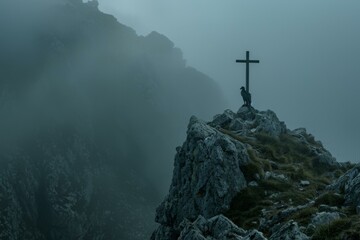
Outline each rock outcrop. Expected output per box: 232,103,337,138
210,108,287,137
153,214,268,240
269,220,309,240
153,116,249,238
178,215,246,240
329,164,360,207
152,106,358,240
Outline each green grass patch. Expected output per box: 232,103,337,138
226,186,265,228
220,126,350,233
288,207,318,225
315,192,344,207
226,178,293,228
242,147,272,180
260,179,292,192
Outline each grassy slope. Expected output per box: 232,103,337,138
219,128,359,239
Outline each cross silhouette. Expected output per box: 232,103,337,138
236,51,260,93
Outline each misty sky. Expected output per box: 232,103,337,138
98,0,360,163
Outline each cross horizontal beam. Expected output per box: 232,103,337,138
236,60,260,63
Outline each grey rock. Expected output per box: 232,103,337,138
290,128,310,143
191,215,209,233
318,204,338,212
235,107,287,137
208,215,246,238
236,106,256,120
289,128,339,170
264,171,272,180
269,220,310,240
210,107,288,138
265,171,288,181
229,119,244,131
311,211,340,227
154,116,248,235
177,215,247,240
259,202,314,231
242,229,267,240
210,109,236,128
249,181,259,187
305,224,316,236
312,152,339,171
300,180,310,186
178,222,207,240
329,164,360,206
252,110,287,137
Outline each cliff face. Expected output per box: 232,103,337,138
152,106,359,240
0,128,158,240
155,116,249,228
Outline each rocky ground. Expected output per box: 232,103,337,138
152,106,360,240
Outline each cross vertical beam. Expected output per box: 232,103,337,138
236,51,260,93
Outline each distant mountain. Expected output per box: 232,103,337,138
0,0,226,239
152,106,359,240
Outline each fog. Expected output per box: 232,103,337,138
0,1,225,238
99,0,360,163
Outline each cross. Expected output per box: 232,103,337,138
236,51,260,93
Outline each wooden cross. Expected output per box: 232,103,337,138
236,51,260,93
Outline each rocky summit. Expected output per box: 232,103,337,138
152,106,360,240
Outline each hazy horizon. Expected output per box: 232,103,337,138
99,0,360,163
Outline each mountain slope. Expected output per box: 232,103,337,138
0,0,226,239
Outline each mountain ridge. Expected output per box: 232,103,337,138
0,1,226,239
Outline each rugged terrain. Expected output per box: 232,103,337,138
152,106,360,240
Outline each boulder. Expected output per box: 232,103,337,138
177,215,246,240
318,204,338,212
269,221,310,240
300,180,310,187
311,212,340,227
252,110,287,137
242,229,267,240
210,109,236,128
289,128,339,170
328,164,360,206
236,106,256,120
235,107,287,137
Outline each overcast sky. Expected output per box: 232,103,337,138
98,0,360,163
